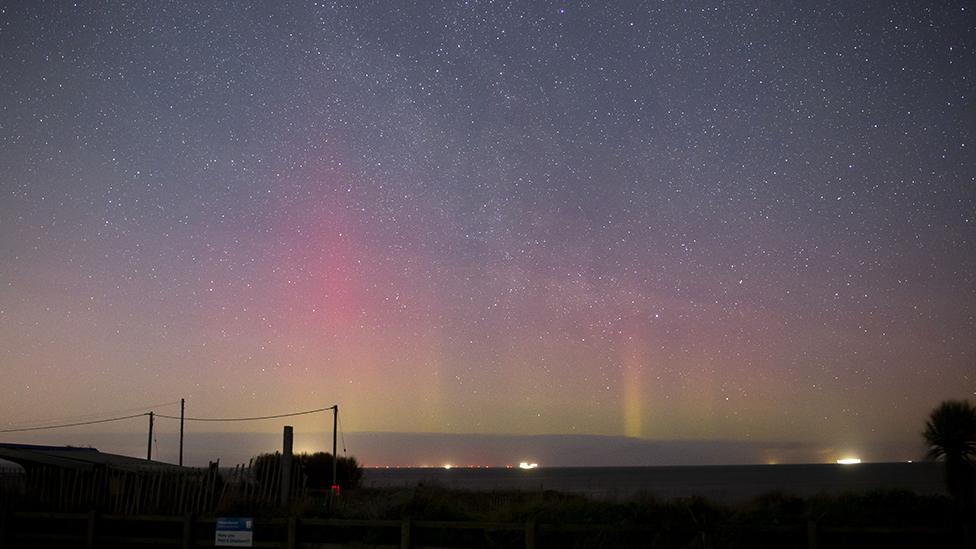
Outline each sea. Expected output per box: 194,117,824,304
361,462,945,503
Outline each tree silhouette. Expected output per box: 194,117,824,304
923,400,976,546
924,400,976,499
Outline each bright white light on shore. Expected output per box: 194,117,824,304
443,464,453,470
836,458,861,465
519,462,538,469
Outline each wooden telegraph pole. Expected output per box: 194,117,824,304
146,411,154,461
179,398,185,466
331,404,339,494
281,425,294,505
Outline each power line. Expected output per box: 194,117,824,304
337,411,348,454
2,405,336,434
3,401,180,430
0,413,149,434
155,406,333,422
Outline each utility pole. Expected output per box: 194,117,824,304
179,398,185,466
331,404,339,494
281,425,294,505
146,411,155,461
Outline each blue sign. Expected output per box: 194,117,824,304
215,517,253,547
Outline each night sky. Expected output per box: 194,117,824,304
1,1,974,465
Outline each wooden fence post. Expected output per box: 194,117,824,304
85,510,97,549
287,516,297,549
806,519,818,549
182,514,194,549
524,518,537,549
400,517,411,549
0,510,9,549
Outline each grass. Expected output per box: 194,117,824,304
296,484,956,529
277,486,962,548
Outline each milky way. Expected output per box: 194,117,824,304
1,1,973,463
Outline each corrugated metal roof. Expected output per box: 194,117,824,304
0,443,185,471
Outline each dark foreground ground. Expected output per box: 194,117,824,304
2,462,969,548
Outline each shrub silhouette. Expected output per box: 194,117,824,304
923,400,976,505
923,399,976,547
250,451,363,492
298,452,363,490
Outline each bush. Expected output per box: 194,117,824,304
249,452,363,492
299,452,363,490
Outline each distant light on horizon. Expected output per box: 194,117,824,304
443,463,453,470
836,458,861,465
519,462,539,469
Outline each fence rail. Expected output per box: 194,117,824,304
0,511,954,549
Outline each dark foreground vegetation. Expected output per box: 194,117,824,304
252,451,364,492
4,486,968,549
302,484,951,527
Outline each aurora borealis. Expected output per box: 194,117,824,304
1,1,974,465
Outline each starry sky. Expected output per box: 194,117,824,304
1,1,974,465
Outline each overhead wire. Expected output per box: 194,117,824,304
0,413,150,433
337,412,348,454
1,404,344,462
155,406,334,422
2,401,180,430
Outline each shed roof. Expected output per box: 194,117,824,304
0,443,184,472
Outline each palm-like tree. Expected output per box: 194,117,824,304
923,400,976,506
